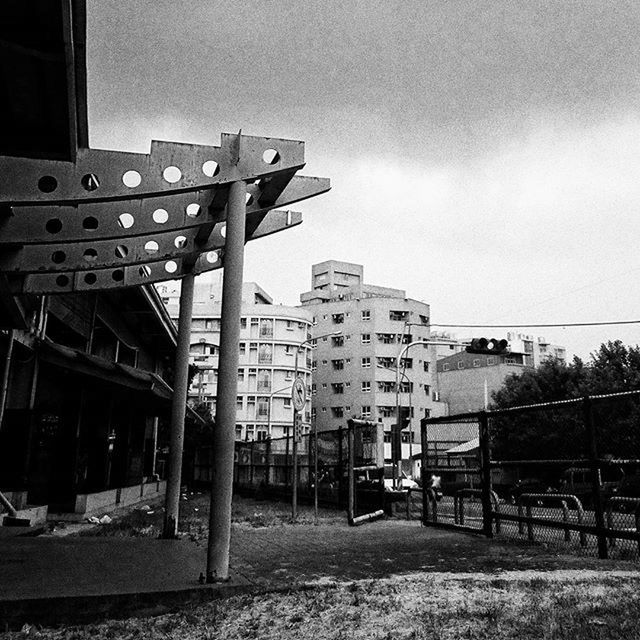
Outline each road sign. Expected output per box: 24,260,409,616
291,376,306,411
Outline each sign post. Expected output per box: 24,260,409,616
291,376,306,520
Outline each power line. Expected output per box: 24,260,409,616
430,320,640,329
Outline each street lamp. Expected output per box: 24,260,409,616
266,385,292,438
291,329,342,520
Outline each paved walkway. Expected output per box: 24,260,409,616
1,519,638,628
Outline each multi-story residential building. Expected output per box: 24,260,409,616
300,260,446,460
505,332,567,367
159,277,313,441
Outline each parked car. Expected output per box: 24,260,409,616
605,474,640,511
508,479,557,506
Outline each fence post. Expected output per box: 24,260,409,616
584,396,608,559
285,430,290,493
265,438,271,487
421,417,429,525
337,426,344,509
478,411,493,538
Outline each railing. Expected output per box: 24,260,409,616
517,493,586,547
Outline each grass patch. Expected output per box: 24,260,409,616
78,491,345,542
8,574,640,639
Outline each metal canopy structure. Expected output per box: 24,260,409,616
0,0,330,583
0,134,329,292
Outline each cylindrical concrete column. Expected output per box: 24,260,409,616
207,180,247,581
162,270,196,538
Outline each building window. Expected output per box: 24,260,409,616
322,383,327,389
487,356,496,365
239,343,246,355
331,335,345,347
284,397,292,408
419,315,429,325
423,362,429,372
331,407,344,418
257,397,269,417
311,384,317,395
378,406,394,417
257,370,271,392
285,370,293,380
443,363,450,371
506,357,517,364
457,361,464,369
361,333,371,344
399,357,413,369
286,320,294,331
259,319,273,338
424,385,430,395
389,310,409,321
322,359,328,365
361,310,371,321
378,381,395,393
332,359,345,370
284,345,293,356
377,357,394,369
332,313,344,324
361,381,371,392
322,407,327,413
332,383,345,394
399,381,413,393
473,359,481,367
361,406,371,418
237,369,245,382
378,333,395,344
236,396,243,410
258,344,273,364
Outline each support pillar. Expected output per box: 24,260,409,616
162,269,196,538
206,180,246,581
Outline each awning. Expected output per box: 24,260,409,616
38,339,172,402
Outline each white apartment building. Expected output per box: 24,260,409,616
300,260,447,459
158,276,313,441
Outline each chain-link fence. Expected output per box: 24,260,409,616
194,421,388,518
421,391,640,560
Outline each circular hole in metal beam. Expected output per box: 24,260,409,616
262,149,280,165
220,225,226,238
144,240,159,255
202,160,219,177
205,251,219,264
122,170,142,188
83,248,98,263
112,270,124,282
165,261,178,274
152,208,169,224
115,245,128,259
82,217,99,231
38,176,58,193
186,203,201,218
84,273,97,285
139,265,152,278
163,166,182,184
118,213,134,229
174,236,188,249
46,219,62,234
81,173,100,191
51,250,66,264
56,275,69,287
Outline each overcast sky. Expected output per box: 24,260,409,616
87,1,640,360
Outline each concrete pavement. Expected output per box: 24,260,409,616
1,518,637,629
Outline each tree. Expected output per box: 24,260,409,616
489,342,640,461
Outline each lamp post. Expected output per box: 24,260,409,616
393,338,470,490
291,329,342,520
266,385,293,438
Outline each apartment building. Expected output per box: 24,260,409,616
300,260,446,455
159,276,313,441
